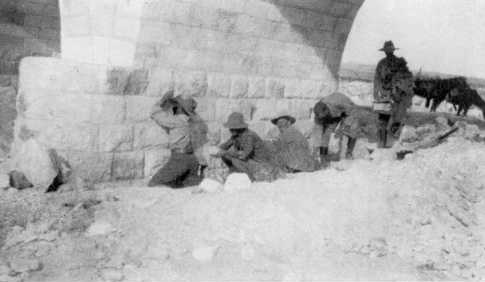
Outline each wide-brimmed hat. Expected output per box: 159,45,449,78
271,111,296,125
224,112,248,129
379,41,398,52
173,95,193,115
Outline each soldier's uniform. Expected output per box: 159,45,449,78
373,41,412,148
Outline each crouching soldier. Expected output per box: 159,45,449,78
212,112,283,182
312,92,363,166
183,97,209,177
269,111,316,173
148,91,202,188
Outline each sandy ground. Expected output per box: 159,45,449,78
1,125,485,282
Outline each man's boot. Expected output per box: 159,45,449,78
377,129,387,148
345,138,357,159
319,147,329,168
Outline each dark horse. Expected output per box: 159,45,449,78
447,87,485,119
413,76,469,112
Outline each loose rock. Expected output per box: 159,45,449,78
86,220,115,236
101,268,124,282
192,245,218,262
224,173,251,192
9,258,42,273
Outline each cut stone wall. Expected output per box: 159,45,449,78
14,0,365,182
0,0,60,154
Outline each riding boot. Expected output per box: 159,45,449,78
319,147,329,168
377,129,387,148
345,137,357,159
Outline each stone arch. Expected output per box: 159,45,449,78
14,0,365,182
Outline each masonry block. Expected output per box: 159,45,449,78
213,9,239,33
251,99,275,121
230,75,249,98
174,70,208,97
61,37,94,63
290,99,315,120
65,151,113,183
112,151,145,180
23,94,92,123
125,96,159,122
133,122,168,150
284,79,324,99
215,99,254,122
248,76,266,98
144,148,171,178
89,95,127,124
145,68,174,97
189,3,219,29
98,124,134,152
265,78,285,98
19,57,104,94
18,118,98,152
194,98,217,122
207,72,231,98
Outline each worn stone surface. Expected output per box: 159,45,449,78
112,151,145,180
65,151,113,183
144,148,171,178
98,124,133,152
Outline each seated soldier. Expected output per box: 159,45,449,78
148,91,202,188
312,92,364,165
268,111,316,173
213,112,283,182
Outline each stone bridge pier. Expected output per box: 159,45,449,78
14,0,364,182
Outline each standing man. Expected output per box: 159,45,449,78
373,41,412,148
269,111,316,173
148,91,202,188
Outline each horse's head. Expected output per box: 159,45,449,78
413,77,436,98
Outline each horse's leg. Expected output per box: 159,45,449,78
463,106,469,117
431,99,439,112
425,98,431,108
457,104,463,116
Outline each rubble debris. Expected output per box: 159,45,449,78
12,139,57,190
8,171,32,190
223,173,251,192
193,178,223,194
192,245,219,262
86,221,115,237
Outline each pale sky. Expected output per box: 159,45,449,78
342,0,485,78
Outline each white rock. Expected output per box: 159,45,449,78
101,268,124,282
464,124,480,139
223,173,251,192
9,258,42,273
0,174,9,189
197,178,223,193
399,126,418,143
192,245,218,262
0,264,11,276
11,139,57,190
86,221,115,236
